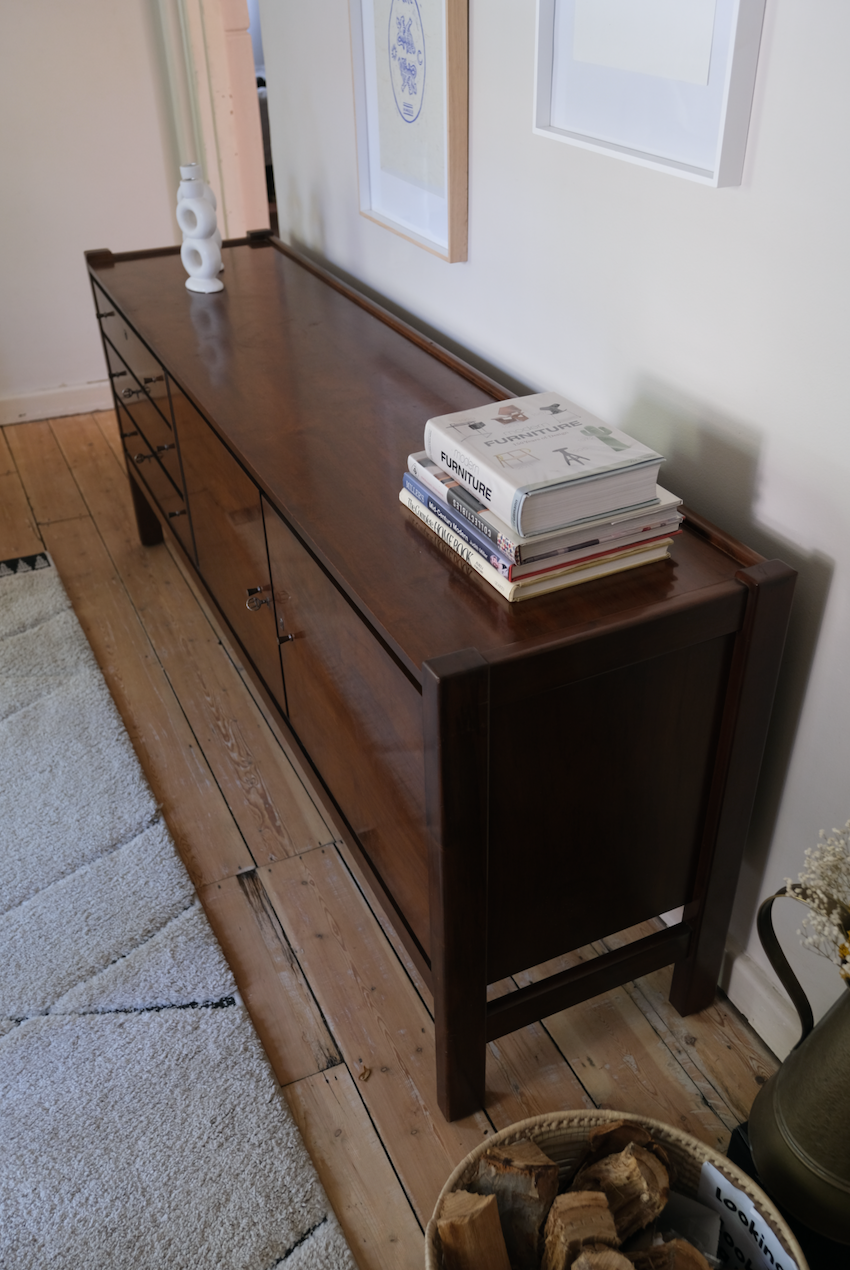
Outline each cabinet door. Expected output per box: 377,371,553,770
172,383,284,703
263,497,430,956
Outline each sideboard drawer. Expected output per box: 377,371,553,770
93,282,169,412
263,497,430,954
118,402,194,554
105,342,186,490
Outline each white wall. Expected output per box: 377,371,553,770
0,1,180,423
261,0,850,1056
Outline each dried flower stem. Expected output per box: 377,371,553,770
785,819,850,980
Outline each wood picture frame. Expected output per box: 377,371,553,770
533,0,766,187
348,0,468,261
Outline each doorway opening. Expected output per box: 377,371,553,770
247,0,277,235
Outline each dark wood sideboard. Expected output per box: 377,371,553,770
86,235,795,1121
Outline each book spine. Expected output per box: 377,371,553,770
407,453,520,561
423,420,520,532
402,474,514,577
399,489,519,600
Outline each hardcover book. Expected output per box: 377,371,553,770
399,489,672,602
407,451,682,565
402,471,681,581
422,391,664,536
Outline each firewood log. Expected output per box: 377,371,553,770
471,1138,560,1270
584,1121,653,1161
576,1122,672,1185
572,1248,635,1270
540,1191,620,1270
436,1190,512,1270
627,1238,712,1270
570,1142,669,1239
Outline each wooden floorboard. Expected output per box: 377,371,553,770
515,949,731,1151
1,413,783,1269
200,870,341,1085
94,406,124,464
601,923,777,1127
0,427,15,476
0,470,42,559
261,848,491,1224
51,411,332,868
40,514,254,887
6,418,88,523
285,1066,425,1270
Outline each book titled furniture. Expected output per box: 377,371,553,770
86,236,796,1121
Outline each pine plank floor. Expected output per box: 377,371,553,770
1,412,780,1270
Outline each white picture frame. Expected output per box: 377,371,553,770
348,0,468,261
533,0,766,187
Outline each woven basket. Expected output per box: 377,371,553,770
424,1109,810,1270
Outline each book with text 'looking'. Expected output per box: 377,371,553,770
423,391,664,537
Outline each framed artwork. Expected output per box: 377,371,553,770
533,0,766,187
348,0,468,261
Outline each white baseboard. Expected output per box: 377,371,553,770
720,941,800,1061
0,381,113,425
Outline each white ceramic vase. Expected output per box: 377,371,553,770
176,162,223,294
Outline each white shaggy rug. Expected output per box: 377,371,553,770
0,554,355,1270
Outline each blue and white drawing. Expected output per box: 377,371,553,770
389,0,425,124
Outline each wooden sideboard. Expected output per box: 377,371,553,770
86,236,795,1121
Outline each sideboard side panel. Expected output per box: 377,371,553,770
485,631,734,982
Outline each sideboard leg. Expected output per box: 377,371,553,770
670,560,797,1016
127,468,164,547
423,648,490,1121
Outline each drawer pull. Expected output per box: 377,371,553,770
96,310,115,319
121,430,139,439
143,375,165,384
121,386,145,399
167,509,187,519
133,452,156,464
156,443,175,453
110,370,128,380
246,585,272,611
278,633,295,644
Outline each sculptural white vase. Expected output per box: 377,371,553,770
176,162,223,293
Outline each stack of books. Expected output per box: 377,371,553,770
398,390,683,602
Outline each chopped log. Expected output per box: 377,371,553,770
571,1143,669,1239
585,1121,653,1161
471,1138,560,1270
437,1190,512,1270
575,1122,672,1187
627,1239,712,1270
541,1191,620,1270
572,1248,635,1270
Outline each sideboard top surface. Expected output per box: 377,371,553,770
90,242,756,680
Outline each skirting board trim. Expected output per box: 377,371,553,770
0,381,113,425
720,940,800,1061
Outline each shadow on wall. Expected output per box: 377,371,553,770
624,384,834,952
287,235,533,400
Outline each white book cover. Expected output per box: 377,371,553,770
423,391,664,535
